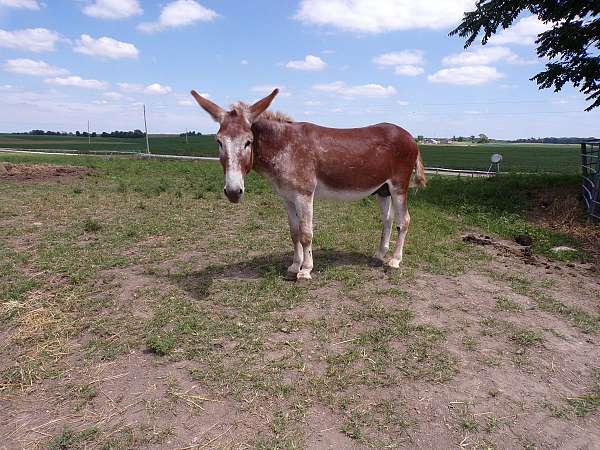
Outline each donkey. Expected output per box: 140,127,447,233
191,88,426,280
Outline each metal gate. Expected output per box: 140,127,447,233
581,141,600,221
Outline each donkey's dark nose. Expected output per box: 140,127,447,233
224,187,244,203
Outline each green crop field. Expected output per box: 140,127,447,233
420,142,581,173
0,134,219,157
0,134,581,174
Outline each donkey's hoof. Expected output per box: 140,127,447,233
297,271,312,281
285,270,299,281
370,257,385,267
387,259,401,269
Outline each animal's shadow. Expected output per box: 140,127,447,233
168,250,370,301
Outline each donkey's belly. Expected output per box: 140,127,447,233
314,180,386,201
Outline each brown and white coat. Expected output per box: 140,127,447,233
191,88,426,280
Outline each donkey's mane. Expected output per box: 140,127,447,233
232,102,294,123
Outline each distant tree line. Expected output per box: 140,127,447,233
13,129,155,138
16,130,90,136
98,130,144,138
510,137,598,144
15,130,205,138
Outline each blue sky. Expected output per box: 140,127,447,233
0,0,598,139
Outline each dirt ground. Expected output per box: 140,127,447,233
2,237,599,449
527,185,600,262
1,162,599,449
0,162,95,182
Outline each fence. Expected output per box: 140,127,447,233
581,142,600,221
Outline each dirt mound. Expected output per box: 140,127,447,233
0,162,94,182
527,185,600,262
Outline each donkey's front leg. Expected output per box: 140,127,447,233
295,193,314,280
284,200,303,280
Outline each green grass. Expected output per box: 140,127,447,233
0,134,581,173
0,152,597,448
48,427,98,450
510,329,544,347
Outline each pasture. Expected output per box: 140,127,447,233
0,133,581,174
1,153,599,449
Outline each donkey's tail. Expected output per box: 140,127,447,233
410,150,427,188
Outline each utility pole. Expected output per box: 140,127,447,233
87,120,91,145
143,104,150,154
185,128,189,144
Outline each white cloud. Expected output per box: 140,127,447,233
251,85,291,97
83,0,142,19
102,91,125,100
304,100,322,106
394,65,424,76
74,34,139,60
428,66,504,85
138,0,218,33
285,55,326,71
146,83,172,95
373,50,424,66
442,46,532,66
0,28,60,53
240,59,248,65
118,82,172,95
0,0,40,10
489,15,550,46
397,100,409,106
295,0,475,33
374,50,425,76
3,58,69,76
45,76,109,90
312,81,397,98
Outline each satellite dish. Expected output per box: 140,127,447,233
491,153,503,164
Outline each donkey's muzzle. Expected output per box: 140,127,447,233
224,187,244,203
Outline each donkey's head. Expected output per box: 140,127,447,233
190,89,279,203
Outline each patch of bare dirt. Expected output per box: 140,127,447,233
527,185,600,262
0,162,95,182
3,238,600,449
0,352,261,449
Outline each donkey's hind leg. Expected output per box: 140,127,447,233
372,194,393,266
388,189,410,269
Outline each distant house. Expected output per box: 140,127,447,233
425,138,439,145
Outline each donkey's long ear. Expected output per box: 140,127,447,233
249,88,279,122
191,90,225,123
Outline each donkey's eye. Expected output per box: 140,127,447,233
245,140,252,148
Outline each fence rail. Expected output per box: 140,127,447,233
581,142,600,221
1,148,498,178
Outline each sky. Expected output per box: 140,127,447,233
0,0,598,139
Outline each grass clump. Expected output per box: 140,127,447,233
48,427,98,450
145,333,176,355
83,218,102,233
511,330,544,347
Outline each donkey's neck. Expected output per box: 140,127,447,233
251,118,292,176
